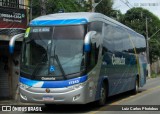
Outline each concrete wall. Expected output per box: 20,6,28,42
151,58,160,74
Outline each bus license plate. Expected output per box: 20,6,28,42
43,96,54,101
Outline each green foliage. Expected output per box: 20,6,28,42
149,39,160,62
95,0,113,16
32,0,89,18
95,0,123,21
151,72,160,78
111,10,124,21
32,0,119,19
151,72,157,78
32,0,41,18
122,7,160,63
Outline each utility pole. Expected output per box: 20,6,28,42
91,0,103,12
41,0,46,15
91,0,95,12
30,0,32,21
148,28,160,76
146,17,151,78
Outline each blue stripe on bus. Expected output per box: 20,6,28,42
9,45,14,54
84,44,91,52
29,18,88,26
19,75,88,88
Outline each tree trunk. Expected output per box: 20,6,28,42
41,0,46,15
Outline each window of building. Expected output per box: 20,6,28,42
0,0,23,8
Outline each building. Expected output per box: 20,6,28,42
0,0,29,99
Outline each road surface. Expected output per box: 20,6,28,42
1,77,160,114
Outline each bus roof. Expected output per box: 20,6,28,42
29,12,144,38
30,12,122,25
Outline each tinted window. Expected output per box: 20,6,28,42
21,25,86,79
103,24,131,52
89,21,103,33
127,30,146,53
87,22,101,70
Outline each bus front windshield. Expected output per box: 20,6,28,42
21,25,86,79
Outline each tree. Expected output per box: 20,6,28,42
93,0,123,20
122,7,160,63
149,39,160,62
110,10,123,21
32,0,89,18
32,0,41,18
95,0,113,16
32,0,119,19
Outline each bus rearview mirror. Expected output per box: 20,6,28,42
84,31,97,52
9,33,25,54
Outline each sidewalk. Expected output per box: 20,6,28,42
0,99,20,105
0,99,39,105
0,94,40,105
0,99,28,105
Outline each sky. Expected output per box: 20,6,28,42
113,0,160,19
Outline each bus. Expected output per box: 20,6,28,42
9,12,147,105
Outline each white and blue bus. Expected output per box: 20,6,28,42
10,12,147,105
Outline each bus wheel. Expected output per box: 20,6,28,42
98,82,107,106
132,78,139,94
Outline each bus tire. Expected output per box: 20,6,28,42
97,82,107,106
132,78,139,94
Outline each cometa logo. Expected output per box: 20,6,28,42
41,77,56,80
112,54,125,65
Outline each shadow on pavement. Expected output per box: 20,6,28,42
26,89,146,113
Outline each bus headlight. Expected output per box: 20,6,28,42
67,82,86,90
19,82,30,89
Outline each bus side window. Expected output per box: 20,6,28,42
87,21,102,70
88,43,99,70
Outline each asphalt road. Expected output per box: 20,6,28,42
89,77,160,114
1,77,160,114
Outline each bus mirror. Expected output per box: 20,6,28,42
84,31,97,52
9,33,25,54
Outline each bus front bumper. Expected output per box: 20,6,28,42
19,83,89,104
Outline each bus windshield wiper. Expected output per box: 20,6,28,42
55,55,67,80
48,52,67,79
48,26,67,80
